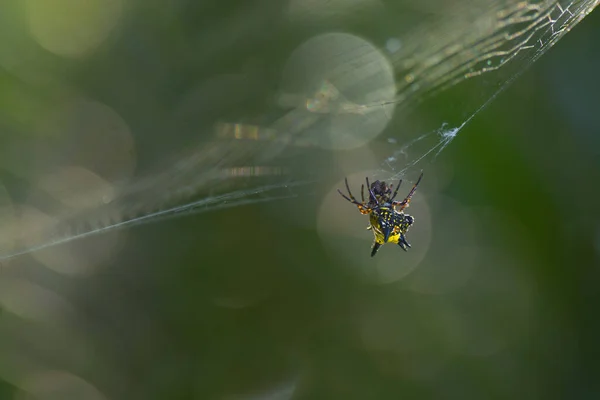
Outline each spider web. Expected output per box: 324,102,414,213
358,0,599,181
0,0,597,261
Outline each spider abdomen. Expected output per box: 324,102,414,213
369,208,414,246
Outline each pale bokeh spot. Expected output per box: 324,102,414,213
385,38,402,53
30,229,122,276
24,0,123,58
0,277,75,323
36,166,116,210
0,201,122,275
278,32,396,150
33,97,136,185
14,370,108,400
11,206,59,256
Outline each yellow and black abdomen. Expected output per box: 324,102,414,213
368,207,415,256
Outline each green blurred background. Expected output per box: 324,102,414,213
1,0,599,399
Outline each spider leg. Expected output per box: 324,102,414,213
370,241,381,257
338,178,371,214
365,177,379,205
361,184,365,203
344,177,358,202
395,171,423,211
399,234,411,249
389,178,402,202
337,189,360,205
338,178,361,204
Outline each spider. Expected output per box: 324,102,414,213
338,172,423,257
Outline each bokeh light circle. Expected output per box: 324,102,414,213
14,370,108,400
35,166,116,210
33,97,136,184
0,277,75,323
24,0,123,58
280,32,395,150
